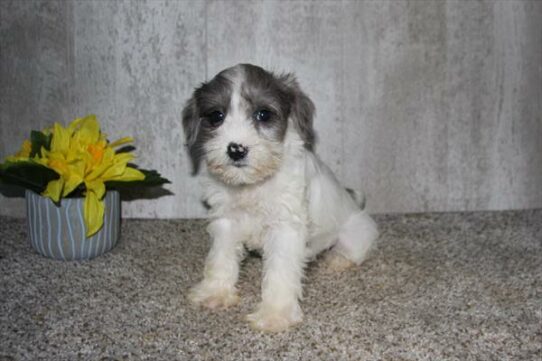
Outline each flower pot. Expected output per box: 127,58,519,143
25,190,120,260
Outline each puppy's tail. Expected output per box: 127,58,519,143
345,188,366,210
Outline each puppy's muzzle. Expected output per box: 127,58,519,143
227,142,248,162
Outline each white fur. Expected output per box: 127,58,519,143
189,83,379,332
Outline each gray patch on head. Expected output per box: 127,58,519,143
182,69,236,174
181,97,202,174
238,64,292,143
278,73,316,150
195,69,236,115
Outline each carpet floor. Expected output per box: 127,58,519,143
0,210,541,360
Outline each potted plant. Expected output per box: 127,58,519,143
0,115,169,260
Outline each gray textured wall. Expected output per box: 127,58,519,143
1,0,541,218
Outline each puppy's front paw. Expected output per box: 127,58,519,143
246,303,303,332
188,282,240,310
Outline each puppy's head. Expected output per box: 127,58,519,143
182,64,315,186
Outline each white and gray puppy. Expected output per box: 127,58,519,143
182,64,378,332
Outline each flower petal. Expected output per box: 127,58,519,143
42,179,64,203
9,139,33,161
50,123,70,154
62,173,83,198
83,189,105,237
73,115,101,146
109,136,134,149
85,179,106,200
111,166,145,182
99,160,128,180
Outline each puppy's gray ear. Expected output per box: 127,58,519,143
182,97,203,174
281,74,316,150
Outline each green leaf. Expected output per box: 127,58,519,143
0,160,59,193
0,157,170,198
105,168,170,189
139,169,171,186
30,130,52,157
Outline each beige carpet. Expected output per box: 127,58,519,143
1,210,541,360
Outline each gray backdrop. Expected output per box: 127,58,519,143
1,0,541,218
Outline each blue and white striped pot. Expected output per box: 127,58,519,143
25,190,121,261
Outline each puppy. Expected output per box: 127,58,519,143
182,64,378,332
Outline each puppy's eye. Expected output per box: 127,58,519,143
253,109,272,122
206,111,225,127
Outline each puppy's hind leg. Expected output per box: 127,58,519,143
325,211,378,272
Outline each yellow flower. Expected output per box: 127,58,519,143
5,139,32,162
37,115,145,237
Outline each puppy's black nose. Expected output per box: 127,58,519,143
227,142,248,161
